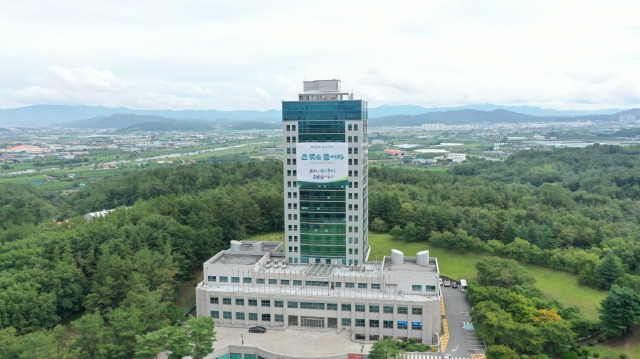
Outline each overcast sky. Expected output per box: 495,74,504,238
1,0,639,111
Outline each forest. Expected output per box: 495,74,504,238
2,145,640,357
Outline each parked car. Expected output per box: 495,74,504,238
248,326,267,333
444,280,451,287
443,354,452,359
439,278,443,286
452,281,458,289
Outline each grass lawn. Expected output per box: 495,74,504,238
588,329,640,359
369,232,605,320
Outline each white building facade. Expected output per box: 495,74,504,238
195,241,442,344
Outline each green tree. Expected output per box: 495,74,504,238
486,344,519,359
368,338,403,359
370,218,389,232
184,315,216,359
593,252,625,290
598,285,640,338
476,257,535,288
70,311,108,359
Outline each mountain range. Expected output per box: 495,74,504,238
0,104,637,130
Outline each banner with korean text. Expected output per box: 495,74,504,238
296,143,348,183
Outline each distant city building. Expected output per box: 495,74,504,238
420,123,445,131
446,153,466,163
384,149,406,156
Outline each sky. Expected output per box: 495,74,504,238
1,0,640,111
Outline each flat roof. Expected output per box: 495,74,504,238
215,254,264,265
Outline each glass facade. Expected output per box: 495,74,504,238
283,94,367,263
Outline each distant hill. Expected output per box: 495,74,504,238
369,108,640,127
0,105,281,126
0,104,635,127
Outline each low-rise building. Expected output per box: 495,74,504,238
196,241,441,345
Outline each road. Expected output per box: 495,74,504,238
441,285,485,358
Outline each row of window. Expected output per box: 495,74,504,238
347,136,359,142
412,285,438,292
211,311,284,323
210,298,423,315
346,319,422,330
208,277,394,290
285,123,356,133
210,311,422,330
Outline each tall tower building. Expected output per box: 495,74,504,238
283,79,368,265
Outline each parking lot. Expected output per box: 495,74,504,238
441,283,485,358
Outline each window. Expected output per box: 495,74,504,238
355,305,365,312
358,283,367,289
369,305,379,313
220,276,228,282
261,300,271,307
412,322,422,330
223,311,232,319
256,279,265,284
412,285,422,291
223,298,231,305
397,321,408,329
398,307,408,314
231,277,239,283
355,319,365,327
426,285,436,291
371,284,380,289
261,314,271,322
292,125,296,131
243,277,252,284
210,311,219,318
300,302,325,310
249,313,257,321
293,280,302,286
348,124,353,131
327,303,338,310
369,320,379,328
383,306,394,314
207,276,216,282
384,320,393,328
342,304,351,311
210,297,218,304
342,318,352,326
275,314,284,323
248,299,257,307
269,279,277,285
335,282,342,288
288,301,298,308
286,125,290,131
345,282,355,288
236,298,244,306
274,300,284,308
354,124,358,131
354,136,358,142
412,308,423,315
236,312,245,320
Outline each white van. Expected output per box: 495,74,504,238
460,279,467,292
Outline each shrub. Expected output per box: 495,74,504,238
588,341,596,346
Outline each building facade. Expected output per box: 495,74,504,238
282,80,368,265
195,241,441,345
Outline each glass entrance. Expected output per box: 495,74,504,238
300,316,325,328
